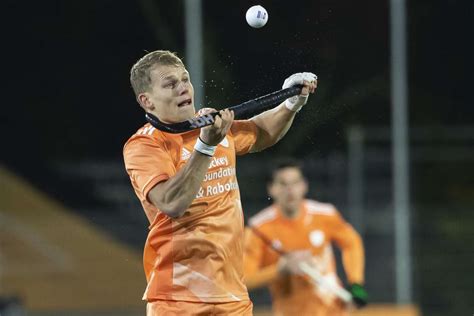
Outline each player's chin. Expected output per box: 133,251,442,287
176,105,196,120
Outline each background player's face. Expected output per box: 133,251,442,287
143,64,195,123
268,167,308,212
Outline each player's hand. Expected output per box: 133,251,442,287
348,283,368,308
278,250,312,276
198,108,234,146
282,72,317,112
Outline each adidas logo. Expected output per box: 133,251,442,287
137,126,155,135
220,137,229,148
181,148,191,160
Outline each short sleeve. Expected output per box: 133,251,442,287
230,120,259,155
123,136,177,201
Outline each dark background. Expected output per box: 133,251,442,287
2,1,473,315
3,0,473,159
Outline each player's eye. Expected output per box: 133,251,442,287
164,81,176,88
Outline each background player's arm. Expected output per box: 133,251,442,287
249,75,317,152
330,214,365,285
243,228,280,289
246,264,280,290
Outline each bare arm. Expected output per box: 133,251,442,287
148,151,211,218
250,103,297,152
250,75,317,152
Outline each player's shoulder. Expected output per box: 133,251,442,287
129,123,162,140
124,123,165,149
248,205,279,228
123,124,172,161
304,199,339,217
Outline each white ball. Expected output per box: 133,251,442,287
246,5,268,28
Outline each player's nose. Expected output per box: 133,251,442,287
178,81,190,95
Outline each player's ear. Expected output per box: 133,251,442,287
138,93,155,111
267,182,276,200
302,178,309,196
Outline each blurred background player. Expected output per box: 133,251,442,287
244,159,368,316
123,50,317,315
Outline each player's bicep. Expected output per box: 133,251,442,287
147,180,170,210
248,115,275,152
330,213,361,249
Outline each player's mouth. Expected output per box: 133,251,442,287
286,196,297,203
178,98,192,107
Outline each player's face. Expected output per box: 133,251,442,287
269,167,308,211
142,65,195,123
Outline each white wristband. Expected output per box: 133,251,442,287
194,138,216,157
284,98,303,112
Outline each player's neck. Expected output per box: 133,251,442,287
280,203,301,219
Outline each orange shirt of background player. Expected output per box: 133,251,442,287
244,200,364,316
123,120,258,303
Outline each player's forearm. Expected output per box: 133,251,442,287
148,151,211,218
245,264,279,290
250,103,296,152
341,234,365,284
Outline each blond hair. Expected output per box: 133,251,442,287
130,50,185,97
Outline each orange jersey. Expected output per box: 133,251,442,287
244,200,364,315
123,120,258,303
146,299,253,315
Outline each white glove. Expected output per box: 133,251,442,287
282,72,317,112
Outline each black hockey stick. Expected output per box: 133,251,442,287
145,85,303,133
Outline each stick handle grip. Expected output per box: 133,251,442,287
229,85,302,119
197,85,302,127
